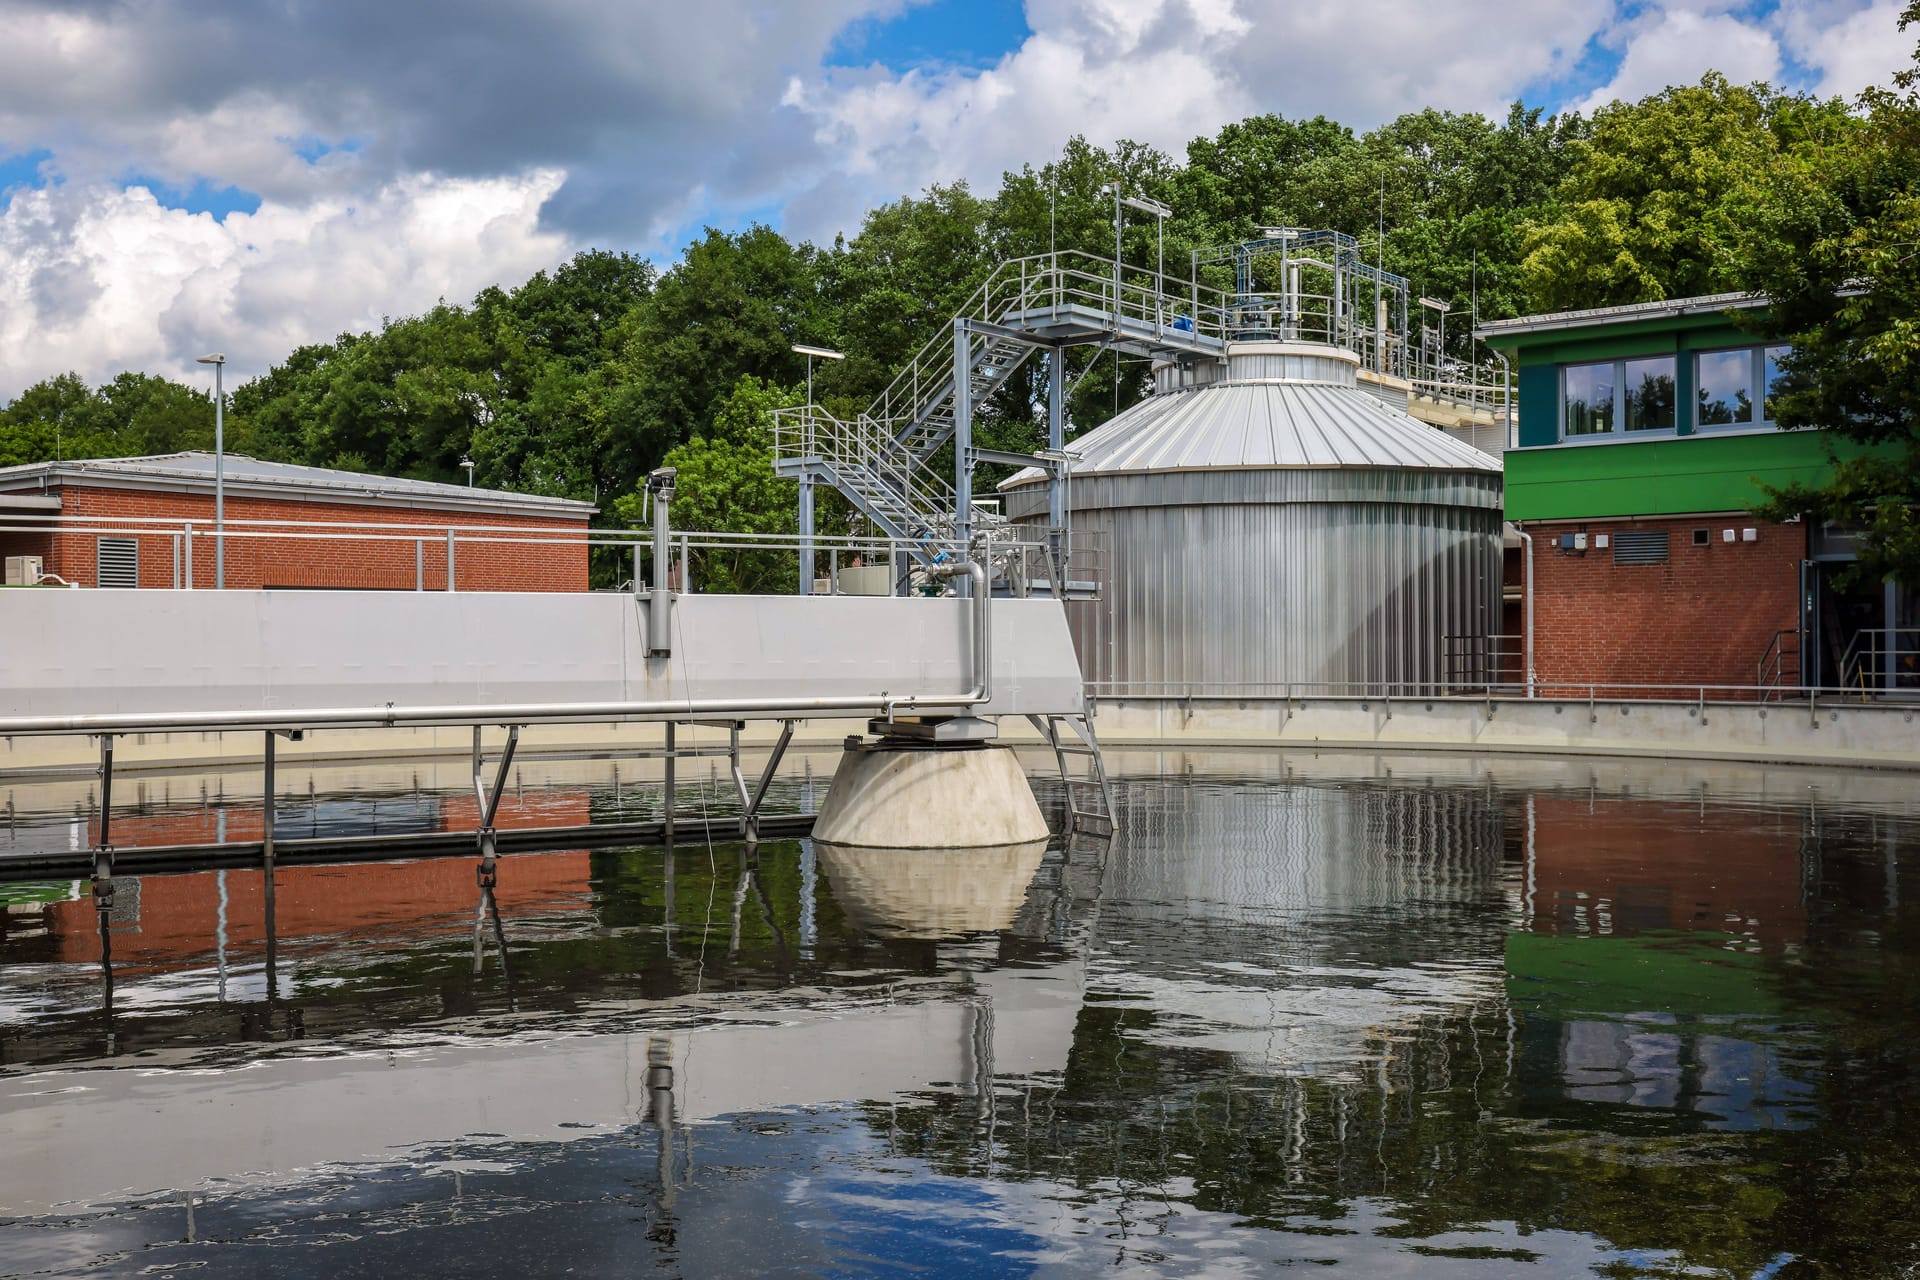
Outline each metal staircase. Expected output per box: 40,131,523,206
774,248,1229,564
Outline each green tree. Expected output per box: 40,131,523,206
608,377,803,594
1520,74,1786,310
1733,5,1920,586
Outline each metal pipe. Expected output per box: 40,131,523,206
1513,525,1536,698
445,528,456,592
885,560,989,717
1491,349,1514,449
649,468,676,656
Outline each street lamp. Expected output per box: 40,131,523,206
789,344,844,596
460,455,475,487
195,353,226,589
790,343,843,409
1104,184,1173,321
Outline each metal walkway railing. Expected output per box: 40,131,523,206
773,248,1232,558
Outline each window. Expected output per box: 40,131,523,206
97,537,138,588
1696,349,1754,427
1562,362,1614,436
1621,356,1676,433
1762,344,1790,422
1561,356,1675,439
1612,529,1670,565
1695,344,1791,430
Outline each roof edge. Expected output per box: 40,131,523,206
1475,292,1763,342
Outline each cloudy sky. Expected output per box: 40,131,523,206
0,0,1908,398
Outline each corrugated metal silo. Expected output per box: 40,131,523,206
1001,341,1504,694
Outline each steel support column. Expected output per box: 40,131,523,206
953,318,974,594
1048,350,1066,581
92,734,115,905
798,475,815,595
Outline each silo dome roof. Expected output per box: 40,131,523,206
1001,341,1500,490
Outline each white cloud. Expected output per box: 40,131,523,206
3,0,1917,401
1778,0,1913,98
1571,7,1783,114
0,171,570,395
779,0,1616,243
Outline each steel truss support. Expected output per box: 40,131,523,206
472,724,520,888
742,719,797,844
92,734,116,907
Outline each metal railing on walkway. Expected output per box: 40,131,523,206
0,514,1093,599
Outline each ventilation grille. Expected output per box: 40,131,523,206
96,537,139,588
1611,529,1670,566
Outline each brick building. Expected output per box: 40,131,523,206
0,452,595,592
1479,295,1914,694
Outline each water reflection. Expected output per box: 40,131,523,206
817,840,1049,938
0,749,1914,1276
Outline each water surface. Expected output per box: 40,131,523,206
1,749,1916,1278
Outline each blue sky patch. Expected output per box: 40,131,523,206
0,149,54,204
829,0,1030,71
123,174,263,220
290,134,366,164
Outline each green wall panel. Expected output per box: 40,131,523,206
1505,430,1844,520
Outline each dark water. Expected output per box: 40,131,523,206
1,750,1917,1278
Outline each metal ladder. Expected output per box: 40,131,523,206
1027,712,1116,837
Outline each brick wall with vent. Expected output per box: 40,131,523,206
1522,514,1805,695
18,485,592,592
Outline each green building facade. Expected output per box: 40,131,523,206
1479,294,1912,692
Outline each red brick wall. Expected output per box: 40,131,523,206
12,485,589,591
1522,515,1804,694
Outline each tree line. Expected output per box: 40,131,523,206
2,53,1915,583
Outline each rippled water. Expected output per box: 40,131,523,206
2,748,1917,1278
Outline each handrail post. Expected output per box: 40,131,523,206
184,523,194,589
445,528,456,591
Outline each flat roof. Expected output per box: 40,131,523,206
0,453,596,519
1475,292,1763,342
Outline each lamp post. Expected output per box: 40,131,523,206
196,353,226,589
789,344,844,595
1106,184,1173,322
1419,297,1449,385
460,455,475,487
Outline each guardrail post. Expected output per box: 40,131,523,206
445,528,456,591
184,523,194,589
416,539,425,591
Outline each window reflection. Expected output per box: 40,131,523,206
1564,362,1613,436
1763,345,1790,422
1696,349,1755,427
1622,356,1675,432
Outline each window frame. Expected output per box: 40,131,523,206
1690,343,1793,434
1558,355,1679,444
